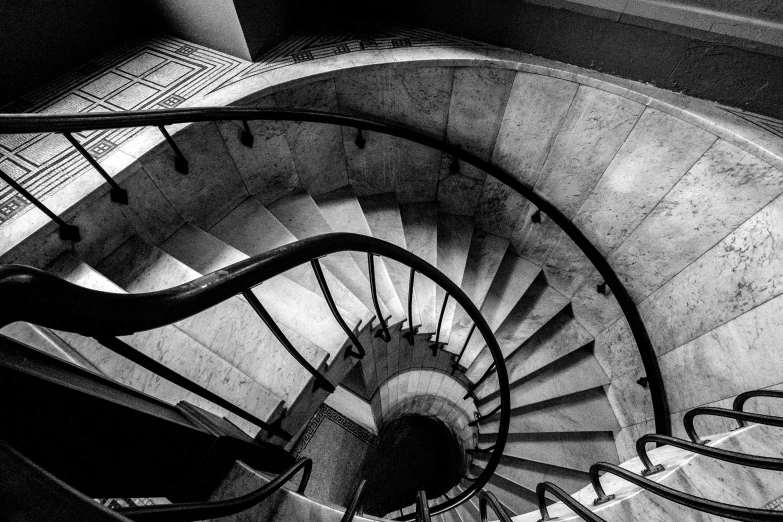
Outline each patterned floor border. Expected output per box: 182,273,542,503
291,404,380,459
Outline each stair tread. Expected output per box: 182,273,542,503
474,454,591,497
400,203,439,334
157,224,352,373
470,468,532,517
44,252,283,435
446,231,509,355
486,431,619,473
481,388,620,434
477,348,610,412
210,196,374,325
315,185,406,323
435,213,474,346
358,193,422,330
159,224,333,408
0,322,102,373
267,190,386,322
458,250,541,370
477,310,594,395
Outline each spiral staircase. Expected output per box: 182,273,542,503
2,32,783,522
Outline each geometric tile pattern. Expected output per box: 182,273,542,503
0,25,489,228
763,494,783,511
291,404,380,459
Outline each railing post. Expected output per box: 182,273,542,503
157,125,189,174
0,167,80,241
240,120,254,148
311,258,365,359
368,254,392,342
430,293,450,355
402,268,417,346
242,289,335,393
64,133,128,204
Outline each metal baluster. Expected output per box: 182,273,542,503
0,167,80,241
430,293,450,355
157,125,189,174
94,335,292,441
451,323,476,374
367,253,391,342
340,479,367,522
402,267,417,346
468,404,501,426
415,490,430,522
242,289,335,393
64,133,128,204
311,258,365,359
464,362,495,401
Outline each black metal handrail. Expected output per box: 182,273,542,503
636,433,783,476
536,482,605,522
470,405,501,427
479,490,512,522
415,490,430,522
368,254,392,342
589,462,783,521
0,106,666,437
311,258,366,359
340,479,367,522
733,390,783,427
402,268,418,346
684,407,783,445
115,458,312,522
0,232,510,519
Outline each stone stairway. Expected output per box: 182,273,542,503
1,179,623,518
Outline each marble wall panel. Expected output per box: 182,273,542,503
492,73,579,187
606,364,655,428
509,201,563,267
446,67,515,161
216,118,301,205
570,281,624,337
117,165,185,247
609,139,783,302
574,108,717,256
274,79,349,197
535,86,644,219
658,292,783,414
640,193,783,356
437,156,486,216
543,232,598,298
139,121,248,230
474,175,529,239
593,317,642,380
392,67,454,138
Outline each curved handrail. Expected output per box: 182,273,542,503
115,458,312,522
589,462,783,521
0,232,510,519
733,390,783,427
636,433,783,476
535,482,605,522
340,479,368,522
478,490,513,522
0,107,667,436
683,407,783,445
415,490,430,522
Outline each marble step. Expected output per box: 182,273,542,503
0,322,103,374
476,346,609,412
209,460,381,522
464,274,572,382
476,308,594,396
481,431,619,473
267,190,388,322
158,223,344,434
457,250,541,370
314,185,405,323
435,213,474,347
514,423,783,521
446,230,509,356
400,202,439,334
474,455,591,498
358,193,422,331
441,502,464,522
467,464,532,516
44,252,283,436
481,388,621,434
210,196,373,325
455,484,482,522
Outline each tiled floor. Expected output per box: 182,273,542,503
0,24,489,229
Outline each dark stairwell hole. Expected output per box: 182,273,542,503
360,415,464,516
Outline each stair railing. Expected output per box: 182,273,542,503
0,232,511,519
684,407,783,445
340,479,367,522
415,490,430,522
0,106,667,438
733,390,783,427
115,458,312,522
478,490,513,522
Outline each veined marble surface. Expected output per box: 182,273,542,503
400,202,439,333
435,213,475,346
497,431,619,473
